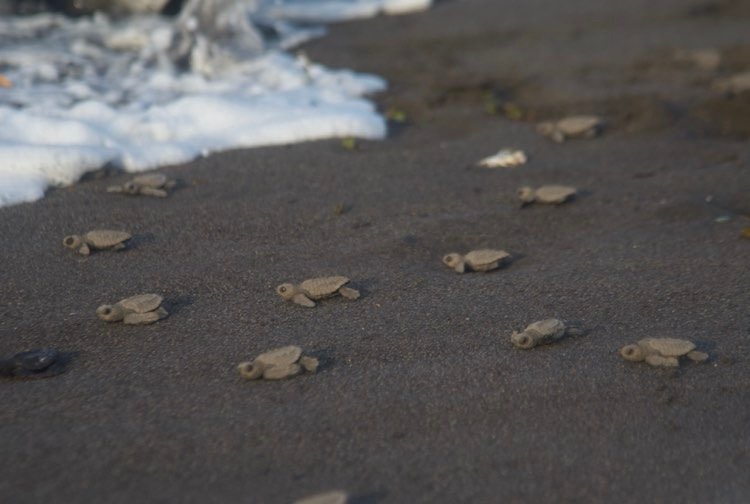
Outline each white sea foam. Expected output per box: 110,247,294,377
0,0,431,206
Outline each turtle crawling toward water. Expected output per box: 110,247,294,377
276,276,360,308
536,115,603,143
63,230,131,256
0,348,62,379
517,185,577,206
237,345,319,381
620,338,709,367
442,249,511,273
107,173,176,197
511,319,569,349
97,293,168,325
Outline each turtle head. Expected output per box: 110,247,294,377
511,330,537,349
96,304,125,322
237,361,264,380
442,253,465,273
63,235,82,250
620,344,645,362
517,186,535,204
276,283,296,301
123,181,139,194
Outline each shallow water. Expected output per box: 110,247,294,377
0,0,431,206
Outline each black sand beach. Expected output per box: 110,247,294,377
2,0,750,502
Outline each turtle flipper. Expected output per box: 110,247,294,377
292,294,315,308
338,286,360,300
645,354,679,367
106,185,124,193
140,187,168,197
454,261,466,274
687,350,709,362
123,311,161,325
78,243,91,256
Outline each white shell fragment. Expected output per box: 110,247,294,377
96,293,168,325
619,337,709,368
442,249,511,274
478,149,527,168
238,346,319,381
511,319,567,349
276,276,360,308
294,490,348,504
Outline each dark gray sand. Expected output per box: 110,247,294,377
2,0,750,502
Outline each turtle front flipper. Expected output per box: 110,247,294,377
123,311,162,325
106,185,124,193
645,354,679,367
338,286,360,300
140,187,168,197
78,243,91,256
454,261,466,274
293,294,316,308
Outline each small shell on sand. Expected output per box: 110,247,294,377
478,149,527,168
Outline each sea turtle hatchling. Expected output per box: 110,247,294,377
237,345,320,381
517,185,577,206
96,293,169,325
619,338,709,368
63,230,132,256
536,115,603,143
107,173,176,197
511,319,569,349
276,276,360,308
442,249,511,274
294,490,348,504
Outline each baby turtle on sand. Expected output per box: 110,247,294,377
619,338,709,368
63,230,131,256
96,293,168,325
237,345,319,381
0,348,62,379
442,249,511,273
107,173,176,197
511,319,568,349
517,185,577,206
294,490,348,504
536,115,603,143
276,276,360,308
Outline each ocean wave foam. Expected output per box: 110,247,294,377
0,0,431,206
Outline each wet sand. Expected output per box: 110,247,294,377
1,0,750,502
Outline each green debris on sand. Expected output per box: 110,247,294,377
340,137,357,150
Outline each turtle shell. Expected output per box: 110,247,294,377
640,338,696,357
132,173,168,188
255,345,302,368
525,318,566,338
535,185,577,204
84,230,131,247
465,249,510,267
556,115,601,135
301,276,350,297
118,293,163,313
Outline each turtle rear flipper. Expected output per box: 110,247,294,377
687,350,709,362
293,293,315,308
338,286,360,300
